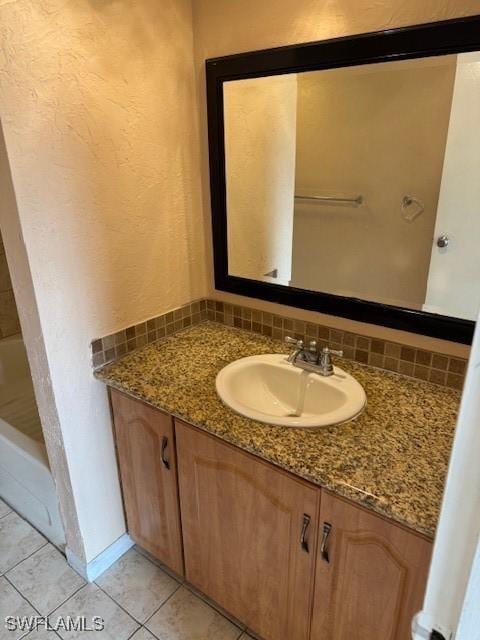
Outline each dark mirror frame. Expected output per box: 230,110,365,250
206,15,480,345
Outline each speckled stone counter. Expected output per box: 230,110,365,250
95,322,461,538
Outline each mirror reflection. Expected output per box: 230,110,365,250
224,52,480,321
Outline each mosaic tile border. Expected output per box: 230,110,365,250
91,298,467,390
91,300,207,368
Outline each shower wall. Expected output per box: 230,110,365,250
0,230,21,338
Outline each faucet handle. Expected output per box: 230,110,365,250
285,336,304,348
322,346,343,357
319,346,343,375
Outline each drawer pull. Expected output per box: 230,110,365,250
320,522,332,563
161,436,170,470
300,514,311,552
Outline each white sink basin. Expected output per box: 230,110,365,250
216,354,366,428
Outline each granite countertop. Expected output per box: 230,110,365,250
95,322,460,538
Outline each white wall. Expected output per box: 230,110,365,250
424,52,480,321
0,0,208,563
413,308,480,638
457,534,480,640
224,75,297,285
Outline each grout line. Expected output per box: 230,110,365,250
5,545,87,619
182,581,246,632
93,548,183,625
44,580,87,617
49,582,141,637
128,547,244,632
133,545,185,584
4,573,44,617
48,583,90,617
142,582,183,628
94,582,142,629
2,539,49,577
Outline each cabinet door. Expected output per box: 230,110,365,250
311,491,432,640
175,420,319,640
110,390,183,575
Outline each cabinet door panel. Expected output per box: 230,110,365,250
311,492,432,640
111,390,183,575
175,420,319,640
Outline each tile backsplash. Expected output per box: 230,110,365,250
91,300,207,368
91,298,467,390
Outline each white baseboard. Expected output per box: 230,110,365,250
66,533,134,582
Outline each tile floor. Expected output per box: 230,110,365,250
0,498,255,640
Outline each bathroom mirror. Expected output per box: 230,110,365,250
207,17,480,344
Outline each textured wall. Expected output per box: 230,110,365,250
0,0,207,561
0,124,82,559
1,0,477,564
291,58,456,307
225,75,297,285
0,230,21,338
193,0,479,358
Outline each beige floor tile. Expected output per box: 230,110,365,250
7,544,86,615
185,584,245,629
0,512,45,575
96,548,178,623
146,586,241,640
134,545,185,583
0,576,38,640
0,497,12,518
130,629,157,640
51,583,139,640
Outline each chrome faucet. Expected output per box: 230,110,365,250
285,336,343,377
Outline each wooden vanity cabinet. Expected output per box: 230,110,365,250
175,420,320,640
310,491,432,640
110,393,432,639
110,390,184,575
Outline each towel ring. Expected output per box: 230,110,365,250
401,195,424,222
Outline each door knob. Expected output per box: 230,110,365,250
437,235,449,248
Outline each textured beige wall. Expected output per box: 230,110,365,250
292,58,456,307
193,0,479,358
0,0,208,561
0,124,82,559
0,230,21,338
225,75,297,285
0,0,476,564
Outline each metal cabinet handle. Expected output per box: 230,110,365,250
320,522,332,563
161,436,170,470
300,514,311,552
